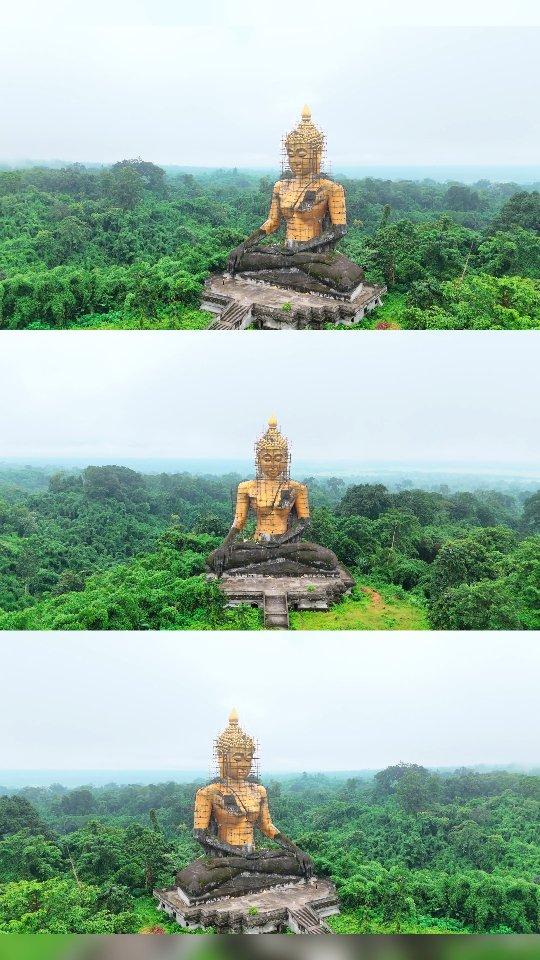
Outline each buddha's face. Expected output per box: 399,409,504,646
221,749,253,782
287,144,321,178
258,449,288,480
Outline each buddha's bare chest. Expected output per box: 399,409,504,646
248,484,296,513
279,182,328,221
212,788,260,824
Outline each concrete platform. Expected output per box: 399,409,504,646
154,877,339,933
202,274,386,330
217,568,353,629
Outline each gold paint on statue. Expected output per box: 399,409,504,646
232,416,310,540
260,106,346,244
193,710,279,850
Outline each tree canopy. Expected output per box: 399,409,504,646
0,768,538,934
1,163,539,329
0,465,537,631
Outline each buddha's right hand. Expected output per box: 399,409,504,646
227,229,264,273
212,545,230,576
292,846,314,878
227,243,246,274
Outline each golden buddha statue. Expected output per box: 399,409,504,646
175,710,313,902
207,416,344,578
227,106,364,297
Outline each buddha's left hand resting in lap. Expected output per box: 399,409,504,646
176,711,313,900
207,417,342,578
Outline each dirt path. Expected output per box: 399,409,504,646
361,586,383,605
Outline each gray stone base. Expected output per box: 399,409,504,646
202,274,386,330
154,877,339,934
215,567,353,628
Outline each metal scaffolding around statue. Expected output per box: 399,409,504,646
154,710,339,934
201,106,386,330
207,416,354,628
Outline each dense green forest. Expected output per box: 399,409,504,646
0,766,538,933
0,463,538,631
1,160,539,329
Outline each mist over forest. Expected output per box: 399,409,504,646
3,159,540,183
1,460,538,493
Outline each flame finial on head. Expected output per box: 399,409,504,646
256,416,288,457
216,709,255,759
285,105,324,153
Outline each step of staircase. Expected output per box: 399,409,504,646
263,591,289,629
288,905,330,934
209,301,251,330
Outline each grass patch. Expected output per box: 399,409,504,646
289,581,429,631
132,896,181,934
132,896,212,935
328,911,465,934
327,292,407,331
365,291,407,329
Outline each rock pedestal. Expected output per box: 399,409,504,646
154,876,339,934
202,274,386,330
217,569,353,629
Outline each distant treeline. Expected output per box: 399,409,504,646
1,160,539,329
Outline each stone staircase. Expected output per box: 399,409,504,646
263,591,289,629
288,905,330,934
209,301,251,330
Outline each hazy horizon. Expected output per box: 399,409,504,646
2,456,539,489
3,159,540,187
2,762,538,791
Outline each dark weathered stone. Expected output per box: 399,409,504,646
207,539,343,577
176,852,304,903
236,247,364,296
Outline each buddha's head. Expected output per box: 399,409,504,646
255,416,290,481
285,105,324,178
216,709,255,782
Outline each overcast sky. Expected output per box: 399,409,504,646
1,2,539,165
0,332,538,469
1,631,538,772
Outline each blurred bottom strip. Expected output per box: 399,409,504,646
1,934,540,960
